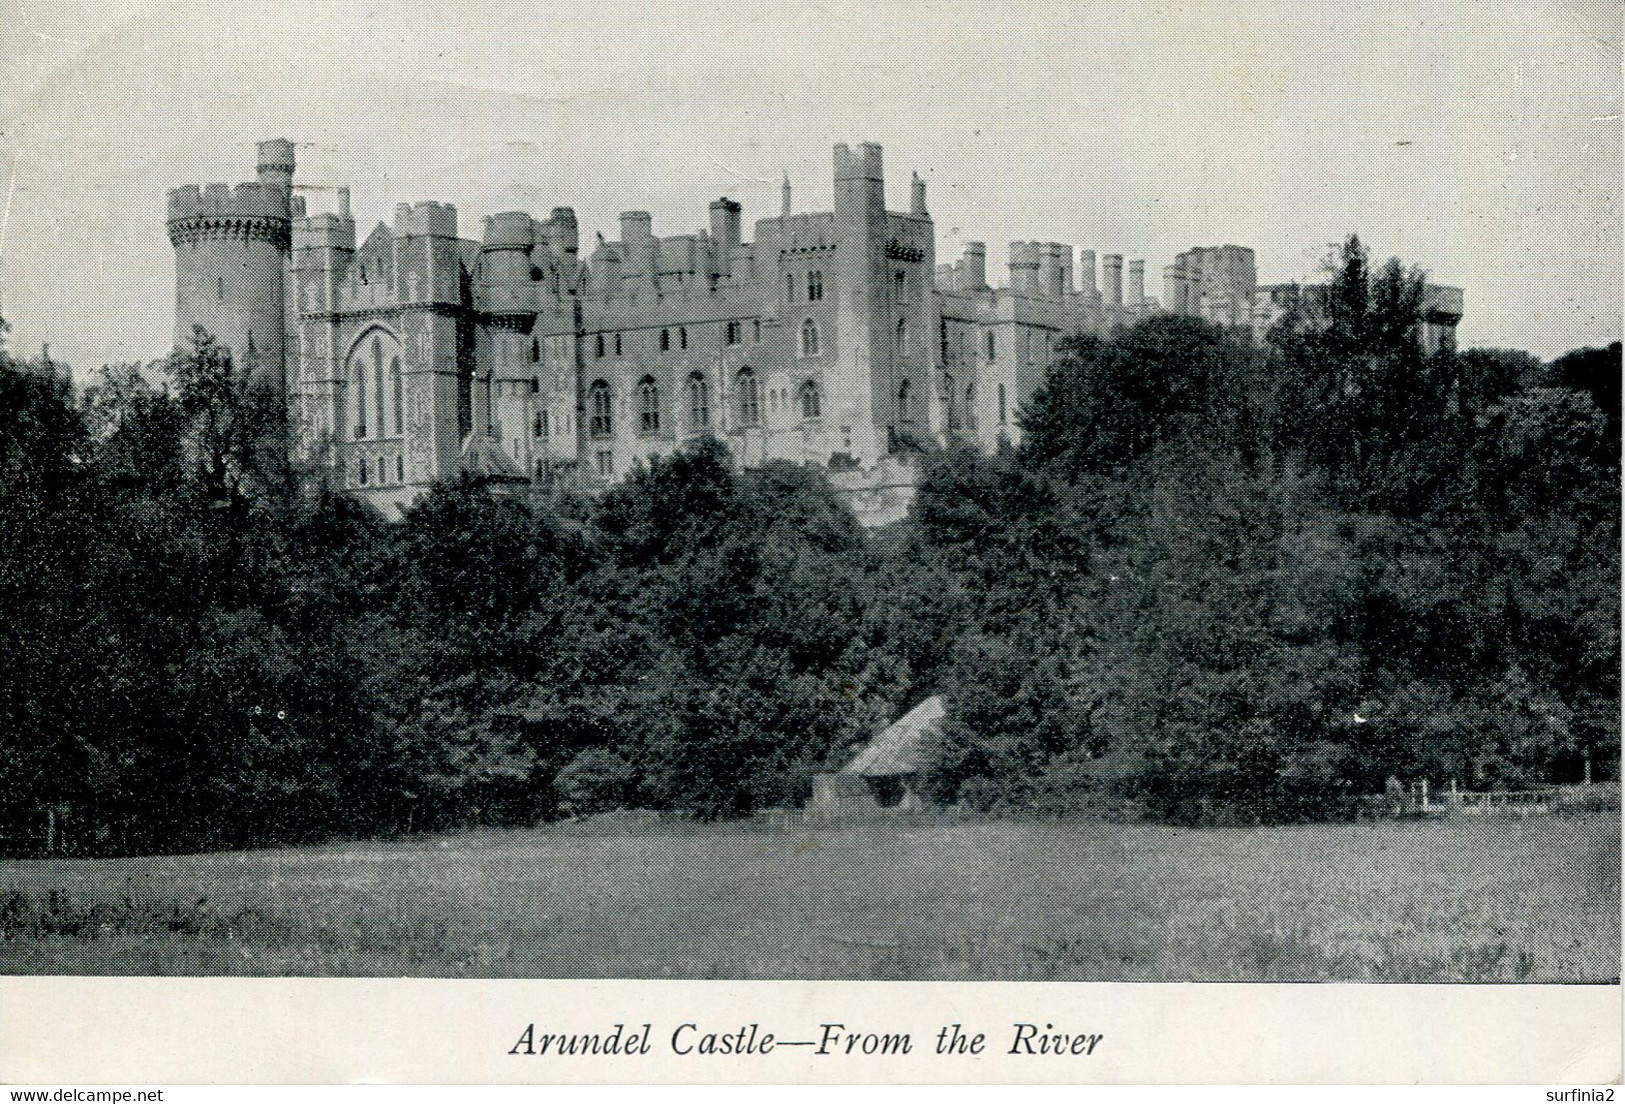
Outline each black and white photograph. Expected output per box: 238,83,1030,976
0,0,1618,1060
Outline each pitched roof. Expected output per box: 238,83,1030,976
842,696,945,777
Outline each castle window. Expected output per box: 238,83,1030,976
397,455,405,482
615,333,623,356
377,456,387,484
786,273,797,302
800,379,821,420
965,380,976,430
660,329,671,351
940,319,949,362
998,382,1007,425
596,333,605,358
897,378,912,423
679,327,688,350
353,358,367,439
390,357,403,435
986,331,996,361
753,319,761,342
808,270,823,301
688,372,710,429
944,372,959,430
800,318,820,357
595,450,613,477
736,367,760,426
896,318,907,359
357,458,368,485
638,376,661,434
531,377,540,394
726,320,741,346
530,337,540,363
589,380,613,437
770,388,779,412
895,270,906,299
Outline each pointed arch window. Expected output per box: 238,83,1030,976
944,372,959,429
808,270,823,301
372,336,386,438
986,331,997,361
897,378,912,424
800,318,820,357
800,379,821,420
589,380,613,437
736,367,760,426
678,326,688,350
530,336,541,363
390,357,403,435
660,329,671,351
638,376,661,434
688,372,710,429
352,357,368,438
596,333,606,358
786,273,797,302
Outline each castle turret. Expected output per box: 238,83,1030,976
168,139,294,388
619,211,656,281
482,212,535,315
1009,241,1041,295
256,138,295,198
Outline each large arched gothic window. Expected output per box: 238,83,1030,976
800,318,819,357
688,372,710,429
348,328,404,440
800,379,821,420
638,376,660,434
736,367,760,426
589,380,613,437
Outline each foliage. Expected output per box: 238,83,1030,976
0,256,1616,850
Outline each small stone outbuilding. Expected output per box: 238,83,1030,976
810,696,945,813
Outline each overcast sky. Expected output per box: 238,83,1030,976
0,0,1618,376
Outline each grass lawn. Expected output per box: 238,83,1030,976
0,813,1617,981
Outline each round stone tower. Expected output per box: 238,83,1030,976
167,139,294,387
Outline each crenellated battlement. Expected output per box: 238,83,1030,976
170,135,1463,517
167,181,291,222
393,201,458,239
834,141,884,181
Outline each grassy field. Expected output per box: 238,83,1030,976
0,813,1617,981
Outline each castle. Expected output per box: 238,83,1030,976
168,139,1463,522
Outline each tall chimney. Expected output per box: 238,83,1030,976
1103,254,1123,307
1127,259,1145,306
